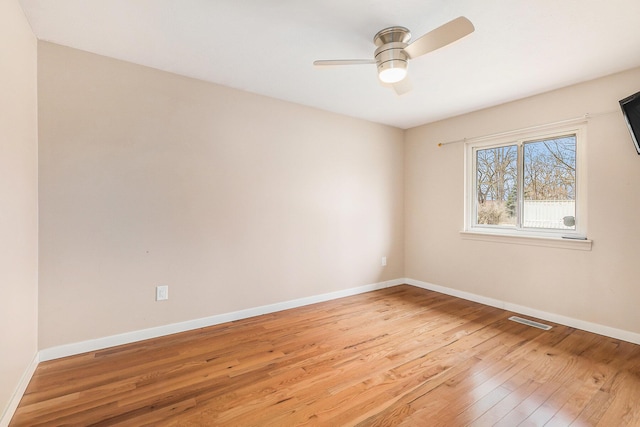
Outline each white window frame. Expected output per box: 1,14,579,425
462,122,590,250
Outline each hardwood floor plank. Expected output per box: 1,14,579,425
10,285,640,426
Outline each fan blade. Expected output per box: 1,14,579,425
381,78,413,96
403,16,474,59
392,78,413,96
313,59,376,67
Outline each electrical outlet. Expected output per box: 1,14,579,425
156,285,169,301
381,256,387,266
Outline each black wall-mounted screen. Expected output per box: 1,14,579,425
620,91,640,155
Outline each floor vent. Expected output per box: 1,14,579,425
508,316,552,330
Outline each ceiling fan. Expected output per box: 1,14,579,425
313,16,474,95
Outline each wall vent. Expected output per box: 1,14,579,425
508,316,552,330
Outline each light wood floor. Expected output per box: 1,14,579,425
11,285,640,426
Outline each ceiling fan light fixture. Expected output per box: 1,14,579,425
378,60,408,83
313,17,475,94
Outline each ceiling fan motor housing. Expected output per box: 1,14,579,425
373,26,411,81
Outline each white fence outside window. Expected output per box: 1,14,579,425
523,200,575,229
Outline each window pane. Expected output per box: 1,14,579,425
475,145,517,226
523,135,576,229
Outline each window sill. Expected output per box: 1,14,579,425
460,230,592,251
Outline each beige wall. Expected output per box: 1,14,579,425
30,31,640,354
37,42,405,349
0,0,39,418
405,67,640,334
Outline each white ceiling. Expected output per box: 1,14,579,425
18,0,640,129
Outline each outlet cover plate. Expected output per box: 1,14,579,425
156,285,169,301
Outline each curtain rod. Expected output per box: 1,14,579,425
437,110,618,147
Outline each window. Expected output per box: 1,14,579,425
465,124,586,241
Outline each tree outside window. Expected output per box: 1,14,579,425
474,134,577,231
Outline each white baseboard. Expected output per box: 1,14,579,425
0,352,39,427
405,278,640,345
39,278,404,362
39,276,640,361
